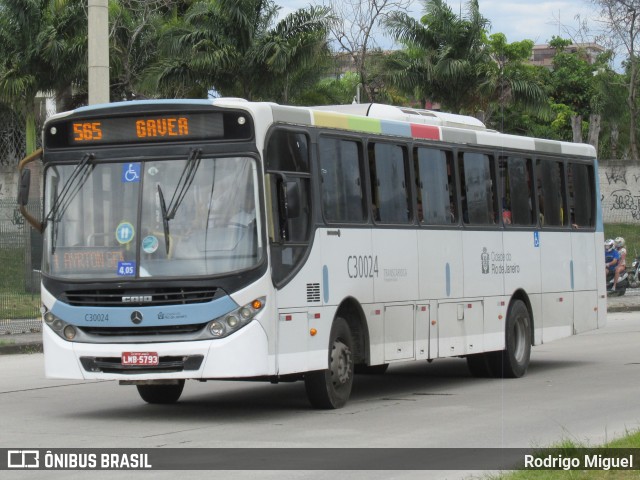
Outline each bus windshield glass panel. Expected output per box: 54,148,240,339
42,156,262,279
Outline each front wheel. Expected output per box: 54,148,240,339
136,380,185,404
304,318,354,409
492,300,531,378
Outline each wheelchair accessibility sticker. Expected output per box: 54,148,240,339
122,163,141,183
116,222,135,244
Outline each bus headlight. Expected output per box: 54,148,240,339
209,321,225,337
206,297,265,339
63,325,77,340
42,309,79,341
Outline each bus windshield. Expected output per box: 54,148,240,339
42,155,262,279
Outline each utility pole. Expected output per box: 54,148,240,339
88,0,109,105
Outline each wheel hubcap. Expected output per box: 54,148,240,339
330,339,352,386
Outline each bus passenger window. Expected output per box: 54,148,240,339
536,159,567,227
567,163,595,228
368,143,410,224
414,147,457,225
319,137,366,223
500,156,534,226
459,152,497,225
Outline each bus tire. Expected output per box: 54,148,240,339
493,300,531,378
355,363,389,375
136,380,185,404
304,317,354,409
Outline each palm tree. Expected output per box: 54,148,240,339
383,0,547,122
142,0,333,101
383,0,491,113
0,0,86,153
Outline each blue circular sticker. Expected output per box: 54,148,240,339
142,235,159,254
115,222,135,244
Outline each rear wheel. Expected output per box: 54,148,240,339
304,318,354,409
136,380,185,404
492,300,531,378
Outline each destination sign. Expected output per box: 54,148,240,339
44,110,252,148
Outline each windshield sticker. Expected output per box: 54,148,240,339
142,235,159,254
116,222,135,244
122,163,141,183
117,261,135,276
148,166,159,176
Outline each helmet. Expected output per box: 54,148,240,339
605,239,615,252
615,236,625,248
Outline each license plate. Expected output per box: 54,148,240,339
121,352,159,366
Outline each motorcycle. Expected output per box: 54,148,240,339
606,268,629,296
628,255,640,288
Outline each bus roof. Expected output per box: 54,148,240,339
46,99,597,159
269,102,597,159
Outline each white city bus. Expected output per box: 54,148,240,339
18,99,605,409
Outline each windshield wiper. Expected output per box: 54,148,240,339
45,153,95,254
157,149,202,254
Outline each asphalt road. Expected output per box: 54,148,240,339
1,312,640,480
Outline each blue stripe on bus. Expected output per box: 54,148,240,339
50,295,238,328
570,260,575,290
445,263,451,297
323,265,329,303
593,158,604,232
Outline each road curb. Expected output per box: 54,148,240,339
0,341,43,355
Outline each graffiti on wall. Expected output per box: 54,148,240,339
600,164,640,223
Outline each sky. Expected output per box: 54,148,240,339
276,0,601,47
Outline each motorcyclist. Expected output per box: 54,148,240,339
613,236,627,291
605,239,620,287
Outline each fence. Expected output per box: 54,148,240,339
0,198,42,331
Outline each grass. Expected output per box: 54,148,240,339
488,431,640,479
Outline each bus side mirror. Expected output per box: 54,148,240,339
17,168,31,206
284,180,301,219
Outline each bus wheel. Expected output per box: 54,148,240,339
493,300,531,378
136,380,185,404
304,318,354,409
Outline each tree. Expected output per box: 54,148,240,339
383,0,492,113
0,0,85,154
143,0,332,101
594,0,640,160
383,0,547,122
109,1,188,101
321,0,411,103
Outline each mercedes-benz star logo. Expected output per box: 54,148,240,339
131,311,143,324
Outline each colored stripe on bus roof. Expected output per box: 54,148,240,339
411,123,441,140
310,110,444,141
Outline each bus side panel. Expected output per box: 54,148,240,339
274,229,332,375
503,231,542,345
417,230,463,300
462,231,504,298
540,232,574,342
571,231,598,334
373,229,418,303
